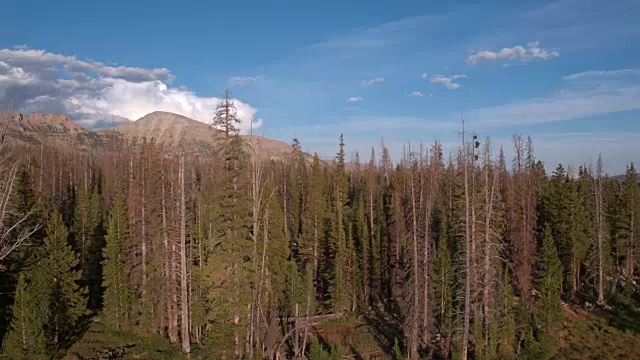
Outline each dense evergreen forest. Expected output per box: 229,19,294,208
1,97,640,359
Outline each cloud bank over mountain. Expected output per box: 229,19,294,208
0,48,262,132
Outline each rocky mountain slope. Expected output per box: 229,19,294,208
1,110,299,160
0,110,112,149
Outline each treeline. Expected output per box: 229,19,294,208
1,100,639,359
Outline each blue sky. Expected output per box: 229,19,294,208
0,0,639,173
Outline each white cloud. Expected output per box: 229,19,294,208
563,68,640,80
421,73,428,80
361,77,384,86
411,91,424,97
347,96,363,102
430,74,466,89
467,41,559,65
0,48,262,132
229,75,264,86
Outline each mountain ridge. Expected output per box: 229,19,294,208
0,110,300,161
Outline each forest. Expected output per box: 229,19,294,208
1,96,640,360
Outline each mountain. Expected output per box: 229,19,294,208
102,111,226,154
0,110,113,149
1,110,300,161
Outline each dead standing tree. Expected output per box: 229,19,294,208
0,115,40,268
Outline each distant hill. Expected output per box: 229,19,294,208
1,110,302,161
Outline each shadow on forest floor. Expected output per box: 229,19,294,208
604,292,640,333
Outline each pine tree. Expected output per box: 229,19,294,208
73,187,102,308
3,273,47,360
620,163,640,279
536,225,563,336
301,153,326,304
30,210,88,352
212,88,241,137
328,134,350,313
205,94,253,356
496,269,517,359
102,191,134,331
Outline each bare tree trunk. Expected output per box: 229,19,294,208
294,303,300,358
141,162,147,295
461,121,471,360
162,163,179,343
596,155,605,305
422,152,437,349
627,209,635,277
409,159,420,360
179,153,191,353
369,168,375,304
38,142,43,194
482,141,496,345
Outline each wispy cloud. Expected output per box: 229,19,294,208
361,77,384,86
563,68,640,80
421,73,428,80
467,41,559,65
229,75,264,86
430,74,467,89
0,48,262,132
411,91,424,97
470,84,640,126
347,96,363,102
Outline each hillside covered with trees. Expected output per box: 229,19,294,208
1,95,640,360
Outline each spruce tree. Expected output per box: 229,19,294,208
3,273,47,360
73,187,102,308
30,210,88,352
328,134,350,312
536,225,563,337
620,163,640,279
102,192,134,331
301,153,326,304
496,269,517,359
205,94,253,355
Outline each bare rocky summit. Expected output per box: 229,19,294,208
1,110,300,161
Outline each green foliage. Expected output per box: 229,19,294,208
2,273,47,359
327,134,351,313
308,337,340,360
73,187,102,308
496,270,517,359
392,337,405,360
102,192,134,332
536,225,564,336
203,131,253,348
30,210,89,352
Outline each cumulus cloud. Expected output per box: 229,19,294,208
467,41,559,65
361,77,384,86
0,48,262,133
430,74,466,89
229,75,264,86
347,96,363,102
563,68,640,80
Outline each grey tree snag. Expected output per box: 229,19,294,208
179,152,191,353
461,120,471,360
595,154,605,305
